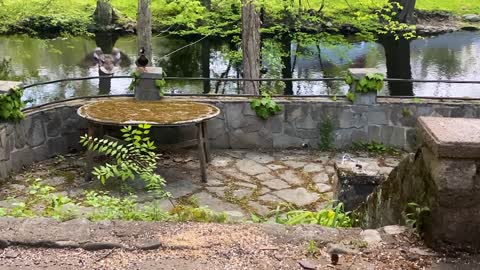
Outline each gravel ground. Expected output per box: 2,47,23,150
0,220,478,270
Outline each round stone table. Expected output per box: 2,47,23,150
78,99,221,182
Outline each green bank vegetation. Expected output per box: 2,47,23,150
0,0,476,37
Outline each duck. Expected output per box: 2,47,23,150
135,47,149,68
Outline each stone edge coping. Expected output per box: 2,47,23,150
0,217,371,251
418,116,480,159
21,95,480,117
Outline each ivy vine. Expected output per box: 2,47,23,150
128,70,166,97
0,87,25,122
345,72,384,102
250,92,282,120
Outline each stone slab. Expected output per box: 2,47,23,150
418,117,480,158
0,81,22,94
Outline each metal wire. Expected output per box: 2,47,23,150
20,75,480,91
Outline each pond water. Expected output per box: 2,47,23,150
0,31,479,106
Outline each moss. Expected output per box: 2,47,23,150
79,100,220,125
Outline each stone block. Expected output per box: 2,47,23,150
367,110,388,125
10,148,34,171
272,134,304,148
25,114,46,148
0,81,22,93
44,110,63,137
0,127,8,161
135,67,163,100
284,103,310,122
338,110,367,129
367,126,382,142
0,159,12,180
418,117,480,159
229,129,272,149
380,126,406,148
13,122,27,149
295,113,316,129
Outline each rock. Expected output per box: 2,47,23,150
42,176,66,187
312,173,329,184
222,168,252,182
267,164,286,170
135,240,162,250
165,179,200,199
236,159,271,176
232,188,252,199
257,187,271,195
409,247,436,256
463,14,480,22
262,179,290,190
283,161,307,169
249,202,270,216
315,183,332,193
360,230,382,246
205,178,224,187
298,260,317,270
272,188,319,206
303,163,324,173
256,173,276,181
236,182,257,189
210,156,233,167
245,152,274,164
206,186,227,198
258,194,283,204
82,242,125,250
0,239,9,248
326,243,359,255
194,192,245,218
279,170,303,185
8,183,26,192
53,240,80,248
383,225,407,235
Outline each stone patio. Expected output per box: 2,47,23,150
0,150,400,220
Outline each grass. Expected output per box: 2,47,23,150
0,0,477,36
416,0,480,15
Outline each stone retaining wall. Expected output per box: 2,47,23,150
1,95,479,180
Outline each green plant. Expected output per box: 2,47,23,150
250,92,282,120
345,72,384,103
2,179,77,221
401,107,412,117
274,202,353,227
80,124,168,197
319,116,335,151
306,240,320,256
350,141,400,156
170,205,228,223
127,70,141,92
84,191,147,221
405,202,430,236
0,86,25,122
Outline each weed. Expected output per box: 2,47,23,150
306,240,320,256
273,201,353,227
350,141,400,156
401,107,412,117
405,202,430,236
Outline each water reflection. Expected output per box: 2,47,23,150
0,31,479,106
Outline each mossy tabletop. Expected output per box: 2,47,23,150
77,100,220,126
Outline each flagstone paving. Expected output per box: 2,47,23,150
0,150,401,221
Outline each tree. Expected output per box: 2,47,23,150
390,0,416,24
137,0,152,63
242,0,261,95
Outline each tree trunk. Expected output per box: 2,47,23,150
390,0,416,24
242,0,261,95
94,0,115,30
137,0,152,63
201,39,211,94
281,34,293,95
381,36,413,96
